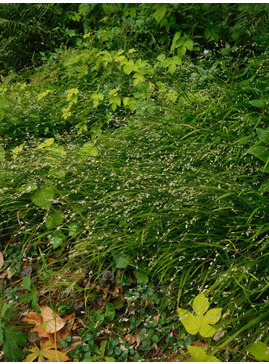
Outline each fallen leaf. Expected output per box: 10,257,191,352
24,341,70,362
192,341,208,350
56,312,75,341
40,306,66,333
0,267,13,279
23,308,76,343
124,334,136,345
0,252,4,270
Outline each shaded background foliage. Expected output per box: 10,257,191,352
0,3,268,72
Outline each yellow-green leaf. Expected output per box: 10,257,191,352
36,138,54,150
178,309,200,335
204,308,222,325
192,293,209,315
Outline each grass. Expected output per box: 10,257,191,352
0,51,268,361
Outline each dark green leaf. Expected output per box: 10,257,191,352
23,276,32,291
249,99,265,108
105,303,115,322
3,326,27,362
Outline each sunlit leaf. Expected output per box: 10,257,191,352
248,341,269,361
193,293,209,315
178,309,200,335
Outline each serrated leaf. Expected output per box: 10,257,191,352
3,325,27,362
31,186,55,209
187,346,220,362
12,142,26,160
204,308,222,324
154,4,167,23
248,341,269,361
178,309,200,335
193,293,209,315
80,143,99,157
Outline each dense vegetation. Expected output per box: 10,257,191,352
0,3,268,362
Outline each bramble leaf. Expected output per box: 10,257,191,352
178,293,222,338
193,293,209,315
178,309,200,335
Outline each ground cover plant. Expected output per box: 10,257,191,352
0,3,268,362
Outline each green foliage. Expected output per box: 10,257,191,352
187,346,220,362
178,293,222,337
0,303,27,361
248,341,269,361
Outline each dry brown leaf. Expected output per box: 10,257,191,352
24,308,76,343
0,266,13,279
56,312,75,341
124,334,136,345
40,306,66,334
0,252,4,270
23,341,70,362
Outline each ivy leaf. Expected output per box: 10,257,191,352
24,341,70,362
2,325,27,362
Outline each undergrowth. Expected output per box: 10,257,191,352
0,29,268,361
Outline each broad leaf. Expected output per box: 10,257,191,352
3,325,27,362
249,99,265,108
134,269,148,284
248,341,269,361
256,128,269,143
187,346,220,362
31,186,55,209
45,210,64,230
249,145,269,163
193,293,209,315
204,308,222,324
112,251,132,269
178,309,200,335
